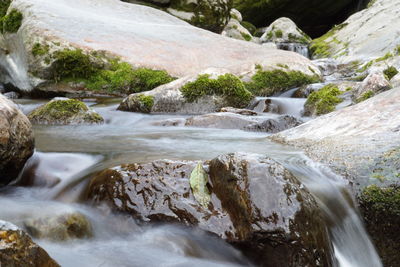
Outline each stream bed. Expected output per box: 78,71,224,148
0,97,382,267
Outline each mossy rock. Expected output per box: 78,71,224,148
46,48,175,95
28,99,104,125
117,94,154,113
180,73,253,108
245,68,320,96
303,84,343,116
24,212,93,241
359,185,400,267
170,0,232,33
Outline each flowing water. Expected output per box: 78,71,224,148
0,96,382,267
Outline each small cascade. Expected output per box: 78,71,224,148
0,34,33,91
276,42,309,58
277,154,383,267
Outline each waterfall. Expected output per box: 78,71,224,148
276,42,310,58
275,154,383,267
0,34,33,91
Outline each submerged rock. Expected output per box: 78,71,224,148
86,153,333,266
0,220,59,266
244,115,302,133
0,93,34,186
24,212,92,241
28,98,104,125
154,112,302,133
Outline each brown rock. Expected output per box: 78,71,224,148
0,94,34,186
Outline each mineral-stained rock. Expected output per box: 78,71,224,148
0,220,60,267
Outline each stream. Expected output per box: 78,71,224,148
0,95,382,267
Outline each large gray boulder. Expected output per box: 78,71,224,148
310,0,400,65
0,93,34,186
86,153,333,266
0,220,60,266
1,0,319,94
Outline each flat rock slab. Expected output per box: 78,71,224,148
9,0,318,85
272,87,400,193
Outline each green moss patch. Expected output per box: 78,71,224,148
180,73,253,108
32,43,50,57
240,21,256,35
50,48,174,94
304,84,343,115
0,0,11,18
360,185,400,217
1,8,23,33
245,69,320,96
274,29,283,38
309,23,347,59
383,66,398,80
356,90,374,103
240,32,252,41
28,99,104,125
87,61,175,94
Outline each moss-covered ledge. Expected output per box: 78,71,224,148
30,45,176,96
244,66,320,96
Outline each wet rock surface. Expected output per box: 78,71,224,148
86,153,333,266
153,112,302,133
0,93,34,186
0,220,60,267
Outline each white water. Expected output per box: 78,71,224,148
0,35,32,91
276,42,310,58
0,97,382,267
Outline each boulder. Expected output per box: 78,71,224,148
272,87,400,265
86,153,334,266
118,70,255,114
1,0,319,95
28,98,104,125
0,220,59,266
166,0,232,33
260,17,311,45
310,0,400,65
0,93,34,186
24,212,93,241
353,72,391,102
222,18,256,43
